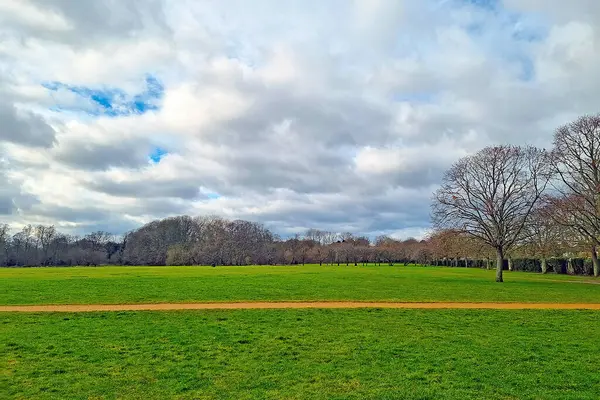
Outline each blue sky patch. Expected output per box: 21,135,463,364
200,188,222,200
149,147,168,163
206,192,221,200
42,75,164,117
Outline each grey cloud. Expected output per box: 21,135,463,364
178,88,397,196
0,161,39,215
377,163,455,190
125,198,192,216
30,204,113,222
72,219,140,236
220,152,347,195
209,88,395,148
236,190,432,237
87,179,201,200
0,100,56,148
27,199,191,235
10,0,170,46
54,139,152,171
0,193,13,215
0,163,14,215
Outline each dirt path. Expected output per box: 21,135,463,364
529,278,600,285
2,301,600,312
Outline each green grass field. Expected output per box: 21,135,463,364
2,264,600,305
3,310,600,399
3,265,600,399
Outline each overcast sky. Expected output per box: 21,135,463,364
0,0,599,239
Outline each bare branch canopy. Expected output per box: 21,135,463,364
431,145,553,282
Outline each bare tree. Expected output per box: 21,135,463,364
11,225,37,266
428,229,462,266
304,229,324,244
432,145,552,282
375,235,399,265
35,225,56,265
524,204,565,273
550,114,600,276
322,231,339,246
0,224,9,264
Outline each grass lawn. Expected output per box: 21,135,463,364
1,265,599,305
2,309,599,399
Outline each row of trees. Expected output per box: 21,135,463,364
431,113,600,281
426,227,594,275
0,224,118,267
1,212,597,276
0,219,430,267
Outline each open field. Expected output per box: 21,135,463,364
2,264,600,305
3,266,600,399
2,309,600,400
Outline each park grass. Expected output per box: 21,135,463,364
2,309,600,399
1,264,600,305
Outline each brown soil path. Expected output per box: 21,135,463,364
2,302,600,312
528,278,600,285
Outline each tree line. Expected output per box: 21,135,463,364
0,218,430,267
431,113,600,281
1,211,598,277
0,212,598,277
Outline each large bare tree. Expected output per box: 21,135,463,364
432,145,552,282
550,114,600,276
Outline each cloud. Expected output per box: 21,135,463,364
0,153,39,217
0,0,598,239
2,0,169,46
0,0,72,32
87,177,201,200
52,136,154,171
0,100,56,148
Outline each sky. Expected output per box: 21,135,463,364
0,0,599,239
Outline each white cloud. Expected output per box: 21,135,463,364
0,0,599,237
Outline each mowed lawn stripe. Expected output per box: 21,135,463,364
2,265,600,305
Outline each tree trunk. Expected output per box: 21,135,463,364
567,258,575,275
464,257,468,268
592,246,599,277
507,256,513,271
541,257,547,274
495,247,504,282
486,258,490,270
